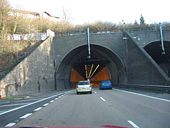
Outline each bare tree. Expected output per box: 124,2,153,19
0,0,11,40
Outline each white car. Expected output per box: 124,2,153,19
76,80,92,94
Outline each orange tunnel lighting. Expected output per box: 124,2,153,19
70,67,110,88
91,67,111,87
70,68,85,88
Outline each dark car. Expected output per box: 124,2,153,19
99,80,112,90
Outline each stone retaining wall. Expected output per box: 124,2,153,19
0,37,55,98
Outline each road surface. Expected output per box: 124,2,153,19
1,89,170,128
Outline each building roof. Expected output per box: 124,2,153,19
11,9,40,16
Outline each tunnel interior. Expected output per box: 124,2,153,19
144,41,170,77
56,44,125,89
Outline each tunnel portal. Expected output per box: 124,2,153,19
144,41,170,77
56,44,125,89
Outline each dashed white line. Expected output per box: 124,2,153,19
100,97,106,102
20,113,32,119
58,94,65,98
43,103,49,106
128,120,140,128
50,100,54,103
5,123,16,127
0,92,65,116
34,107,42,112
115,89,170,102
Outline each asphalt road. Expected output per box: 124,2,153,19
0,92,66,127
1,89,170,128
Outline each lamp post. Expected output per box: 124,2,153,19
159,22,165,55
87,27,91,59
123,25,128,84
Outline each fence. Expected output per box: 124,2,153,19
7,29,55,41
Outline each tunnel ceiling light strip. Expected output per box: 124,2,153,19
90,64,100,78
88,64,94,79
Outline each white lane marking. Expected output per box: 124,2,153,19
50,100,54,103
128,120,140,128
58,94,65,98
115,89,170,102
0,92,65,116
5,123,16,127
0,103,28,108
20,113,32,119
43,103,49,106
34,107,42,112
100,97,106,102
55,98,58,100
94,92,97,94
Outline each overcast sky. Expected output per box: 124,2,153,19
8,0,170,25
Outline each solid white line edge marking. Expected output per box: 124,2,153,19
34,107,42,112
128,120,140,128
100,97,106,102
0,92,65,116
115,89,170,102
20,113,32,119
0,103,28,108
5,123,16,127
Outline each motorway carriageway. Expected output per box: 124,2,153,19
0,89,170,128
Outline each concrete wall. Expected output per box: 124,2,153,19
0,37,55,97
53,31,170,88
53,32,125,73
128,30,170,47
126,33,170,85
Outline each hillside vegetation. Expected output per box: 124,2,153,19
0,40,36,70
0,0,170,76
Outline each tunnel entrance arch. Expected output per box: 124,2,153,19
144,41,170,77
55,44,126,90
